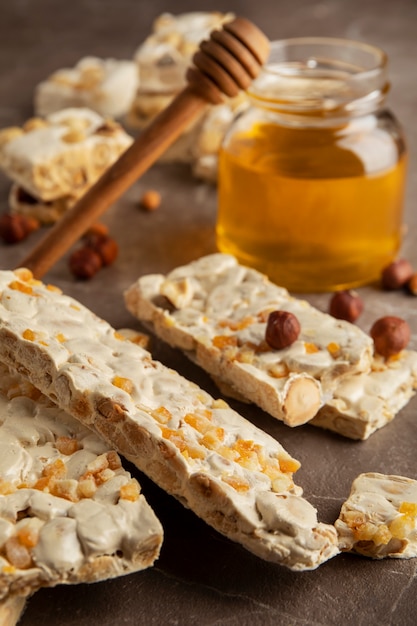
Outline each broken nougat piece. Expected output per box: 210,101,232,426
8,183,84,225
124,253,374,427
127,11,242,170
311,351,417,440
0,362,163,602
0,268,339,571
335,473,417,559
34,56,139,120
0,108,132,219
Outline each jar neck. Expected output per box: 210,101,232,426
247,38,390,120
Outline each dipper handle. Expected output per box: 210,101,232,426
19,17,269,278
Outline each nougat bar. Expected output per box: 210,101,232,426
0,108,132,204
0,268,339,571
124,254,374,426
0,362,163,602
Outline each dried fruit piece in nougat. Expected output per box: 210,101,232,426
0,108,132,204
335,473,417,559
0,268,339,571
124,254,374,426
311,351,417,440
0,362,163,603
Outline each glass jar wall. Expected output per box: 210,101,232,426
216,38,407,292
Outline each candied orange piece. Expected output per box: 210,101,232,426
327,342,341,358
152,406,172,424
8,281,33,295
212,335,238,350
399,501,417,516
278,455,301,474
22,329,36,341
17,525,39,548
112,376,134,394
222,475,250,492
304,342,319,354
120,480,140,501
43,458,66,479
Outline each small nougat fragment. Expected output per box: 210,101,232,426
0,363,163,602
124,254,374,426
0,268,339,571
0,108,132,203
311,351,417,439
34,56,139,119
335,473,417,559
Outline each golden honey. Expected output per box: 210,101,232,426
217,38,408,292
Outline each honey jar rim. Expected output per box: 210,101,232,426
248,37,389,115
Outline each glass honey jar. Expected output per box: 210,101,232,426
217,38,408,292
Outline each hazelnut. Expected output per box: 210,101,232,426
370,316,411,358
0,213,40,244
84,232,118,266
69,247,103,279
329,290,364,323
381,258,413,290
139,189,161,211
407,273,417,296
265,310,301,350
83,222,109,239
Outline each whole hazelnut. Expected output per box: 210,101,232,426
370,315,411,358
265,310,301,350
381,258,413,290
84,233,118,266
407,273,417,296
69,246,103,280
139,189,161,211
329,290,364,323
83,222,109,239
0,213,39,244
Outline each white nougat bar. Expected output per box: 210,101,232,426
0,362,163,603
335,473,417,559
34,56,139,119
0,268,339,571
0,108,132,203
124,254,374,427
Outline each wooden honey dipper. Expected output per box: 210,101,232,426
19,17,269,278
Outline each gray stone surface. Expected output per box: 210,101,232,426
0,1,416,624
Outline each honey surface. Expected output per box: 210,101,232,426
217,117,407,292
